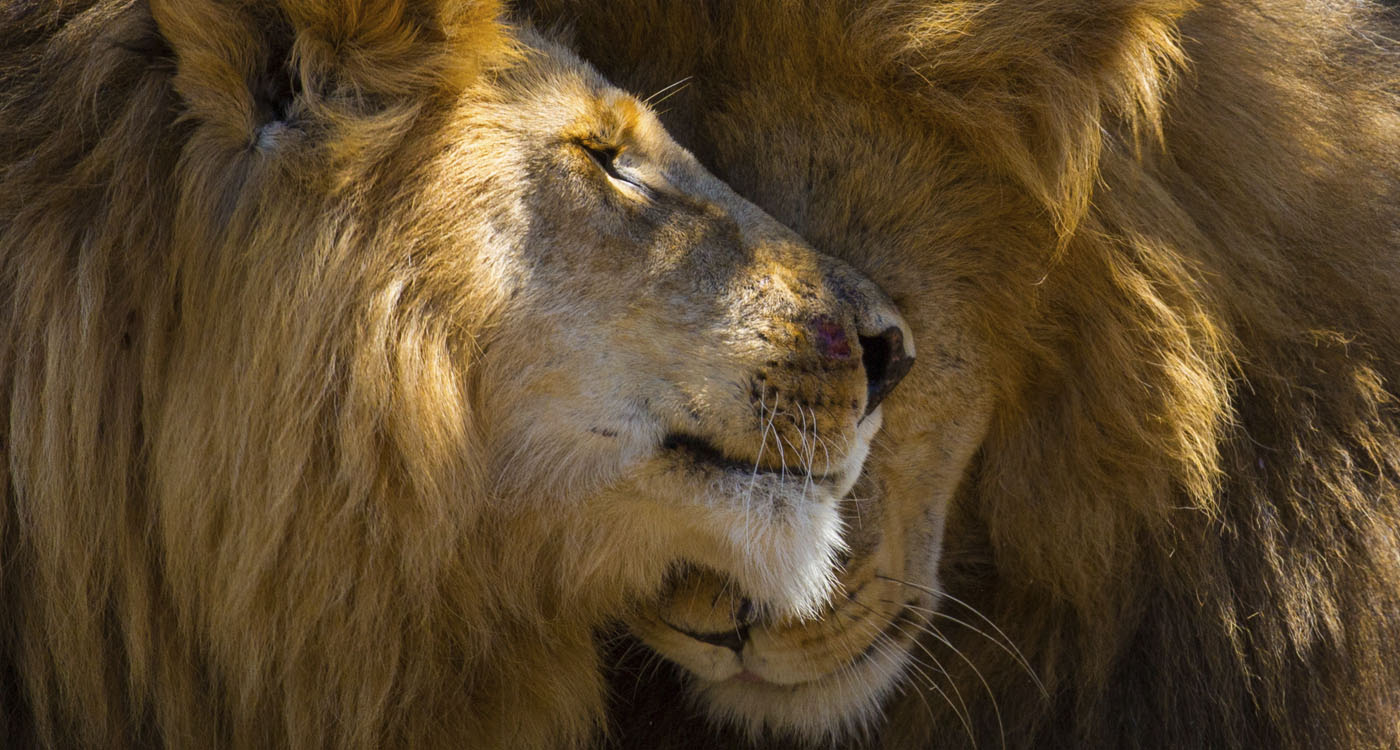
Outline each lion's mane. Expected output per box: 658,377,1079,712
0,3,610,748
906,4,1400,746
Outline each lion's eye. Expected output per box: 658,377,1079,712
582,143,621,176
577,140,650,198
581,141,631,184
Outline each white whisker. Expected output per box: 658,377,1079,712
643,75,693,108
876,574,1045,697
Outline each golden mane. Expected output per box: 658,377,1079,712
524,0,1400,746
949,5,1400,744
0,3,554,746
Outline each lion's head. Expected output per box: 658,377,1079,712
0,1,913,747
528,1,1400,747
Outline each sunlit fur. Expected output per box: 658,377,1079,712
0,1,912,748
525,1,1400,747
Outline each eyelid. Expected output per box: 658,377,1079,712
581,142,620,176
578,140,652,197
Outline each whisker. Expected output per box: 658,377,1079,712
875,574,1046,697
749,388,770,481
907,614,1007,749
839,635,903,739
796,404,814,501
849,598,976,746
885,622,979,749
637,645,671,688
917,604,1047,699
643,75,693,108
881,640,941,731
744,387,779,557
771,401,790,484
816,431,834,480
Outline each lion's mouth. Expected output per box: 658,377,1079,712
661,432,837,482
663,600,920,687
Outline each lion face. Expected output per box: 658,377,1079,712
417,36,916,620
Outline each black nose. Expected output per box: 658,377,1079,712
859,326,915,417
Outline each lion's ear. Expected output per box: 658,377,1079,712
150,0,511,146
276,0,512,99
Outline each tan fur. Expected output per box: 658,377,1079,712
0,1,915,747
525,1,1400,747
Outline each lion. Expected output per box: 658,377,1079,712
0,1,918,748
523,0,1400,747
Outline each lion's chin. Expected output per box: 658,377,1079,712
623,406,883,621
626,452,943,745
675,631,914,744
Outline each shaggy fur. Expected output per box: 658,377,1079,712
525,1,1400,748
0,1,914,747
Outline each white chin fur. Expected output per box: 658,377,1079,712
690,407,883,619
717,490,845,620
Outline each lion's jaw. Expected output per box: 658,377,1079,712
628,531,943,744
622,366,993,742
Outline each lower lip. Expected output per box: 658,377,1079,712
730,670,768,684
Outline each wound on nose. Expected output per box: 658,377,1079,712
811,316,853,361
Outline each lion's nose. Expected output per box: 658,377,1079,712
812,263,916,416
809,309,915,416
859,325,915,416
